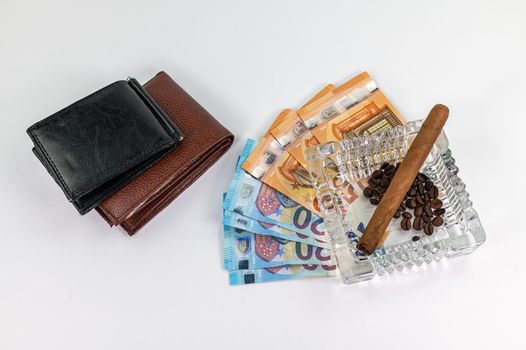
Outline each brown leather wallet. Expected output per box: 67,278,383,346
96,71,234,235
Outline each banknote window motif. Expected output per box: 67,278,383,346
292,121,307,137
365,81,378,93
236,237,250,254
277,135,292,147
305,118,319,129
252,167,265,179
320,106,340,120
264,151,277,165
337,95,357,110
240,183,254,199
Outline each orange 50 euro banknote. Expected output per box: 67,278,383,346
242,132,320,214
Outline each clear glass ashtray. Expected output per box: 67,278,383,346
305,120,486,284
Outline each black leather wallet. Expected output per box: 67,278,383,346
27,78,184,215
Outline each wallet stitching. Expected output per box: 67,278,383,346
29,128,73,198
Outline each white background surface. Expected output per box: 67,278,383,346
1,1,525,349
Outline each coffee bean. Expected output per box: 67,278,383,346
380,162,389,170
427,185,435,198
412,236,420,242
399,202,406,211
393,210,401,219
407,188,417,197
424,192,431,202
371,170,384,179
413,217,424,231
402,212,412,219
416,195,425,205
424,181,433,191
432,216,444,227
368,178,378,188
395,162,401,170
417,173,428,183
377,186,386,194
424,205,433,217
363,187,374,198
370,198,380,205
380,177,390,188
433,208,446,216
401,218,412,231
414,206,423,216
417,183,425,195
406,198,417,209
422,215,432,223
411,179,419,188
430,199,443,209
424,222,434,235
385,165,396,175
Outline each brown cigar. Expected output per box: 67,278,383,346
357,104,449,255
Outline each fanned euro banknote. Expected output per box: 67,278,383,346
223,225,333,271
229,264,337,285
241,132,320,214
223,209,327,248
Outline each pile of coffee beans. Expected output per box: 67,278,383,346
363,162,445,240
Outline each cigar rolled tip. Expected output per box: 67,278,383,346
431,104,449,116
